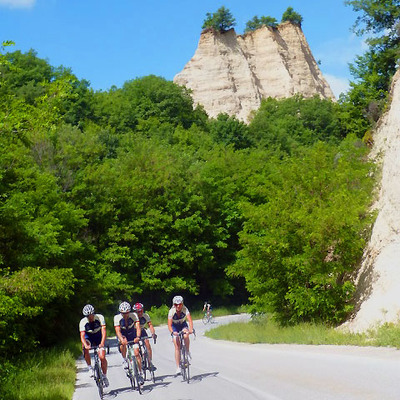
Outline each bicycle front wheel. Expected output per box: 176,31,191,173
132,357,143,394
94,362,104,399
128,359,135,389
142,352,148,382
202,315,209,324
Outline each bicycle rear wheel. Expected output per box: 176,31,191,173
149,360,156,384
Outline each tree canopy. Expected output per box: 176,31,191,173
245,16,278,32
0,26,379,369
202,6,236,32
281,7,303,26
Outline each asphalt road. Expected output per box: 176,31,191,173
73,314,400,400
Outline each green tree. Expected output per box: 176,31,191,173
281,7,303,26
202,6,236,32
228,137,374,324
245,16,278,32
248,95,345,153
207,113,253,149
340,0,400,138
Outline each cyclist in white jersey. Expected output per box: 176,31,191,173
133,302,157,369
79,304,109,386
167,295,193,375
113,301,144,384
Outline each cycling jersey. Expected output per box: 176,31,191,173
138,312,152,337
168,305,190,332
79,314,105,346
114,312,139,342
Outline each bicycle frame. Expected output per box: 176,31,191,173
126,341,142,394
138,336,156,383
177,330,195,383
91,347,104,399
202,312,213,324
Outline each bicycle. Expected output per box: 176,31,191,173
177,329,195,383
202,311,213,324
138,335,156,383
91,346,105,399
126,341,143,394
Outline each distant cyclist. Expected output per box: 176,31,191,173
168,295,193,375
203,301,212,317
114,301,144,384
79,304,109,387
133,302,157,369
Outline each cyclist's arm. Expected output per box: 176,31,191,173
187,313,194,333
167,317,173,334
80,330,90,349
100,324,107,348
147,320,156,336
115,325,126,344
134,320,141,342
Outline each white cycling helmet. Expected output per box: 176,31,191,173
172,295,183,305
83,304,95,316
119,301,131,313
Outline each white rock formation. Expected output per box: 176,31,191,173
341,69,400,332
174,22,335,122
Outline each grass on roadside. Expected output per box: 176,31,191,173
205,313,400,348
0,340,80,400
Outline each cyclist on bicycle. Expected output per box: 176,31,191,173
168,295,193,375
133,302,157,370
203,301,212,317
114,301,144,384
79,304,109,387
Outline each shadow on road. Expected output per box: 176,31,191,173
188,371,219,383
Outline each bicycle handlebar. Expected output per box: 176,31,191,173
127,335,157,346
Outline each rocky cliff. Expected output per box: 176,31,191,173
174,22,335,122
342,69,400,333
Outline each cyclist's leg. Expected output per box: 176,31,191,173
133,345,142,372
182,325,190,353
144,339,152,362
83,346,92,366
172,325,181,369
82,336,92,366
92,335,108,375
119,338,128,358
98,347,108,375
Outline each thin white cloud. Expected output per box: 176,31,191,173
324,74,350,98
0,0,35,8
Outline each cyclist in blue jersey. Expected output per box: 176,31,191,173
114,301,143,384
168,295,193,375
79,304,109,386
133,302,157,369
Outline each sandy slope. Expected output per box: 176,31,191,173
342,69,400,332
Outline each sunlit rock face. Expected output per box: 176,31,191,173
174,22,335,122
341,69,400,333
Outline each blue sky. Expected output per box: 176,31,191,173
0,0,366,98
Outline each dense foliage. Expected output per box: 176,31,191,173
245,16,278,32
281,7,304,26
340,0,400,138
0,42,375,361
202,6,236,32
